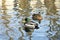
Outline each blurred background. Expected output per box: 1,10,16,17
0,0,60,40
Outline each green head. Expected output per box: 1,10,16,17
25,18,31,23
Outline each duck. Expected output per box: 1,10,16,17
32,12,42,23
22,18,39,32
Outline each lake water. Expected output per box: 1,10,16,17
0,0,60,40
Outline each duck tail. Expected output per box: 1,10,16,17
35,24,39,29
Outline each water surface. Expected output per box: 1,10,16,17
0,0,60,40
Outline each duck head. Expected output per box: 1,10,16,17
22,18,31,24
25,18,31,23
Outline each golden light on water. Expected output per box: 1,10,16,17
55,1,60,9
6,0,14,9
0,0,60,9
0,0,2,6
1,0,14,9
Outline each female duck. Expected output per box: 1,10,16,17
32,13,42,23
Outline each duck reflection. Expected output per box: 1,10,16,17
2,0,10,27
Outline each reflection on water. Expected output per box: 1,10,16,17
0,0,60,40
44,0,57,15
18,0,31,17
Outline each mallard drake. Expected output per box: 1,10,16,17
22,18,39,32
32,13,42,23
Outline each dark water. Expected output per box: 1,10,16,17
0,0,60,40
